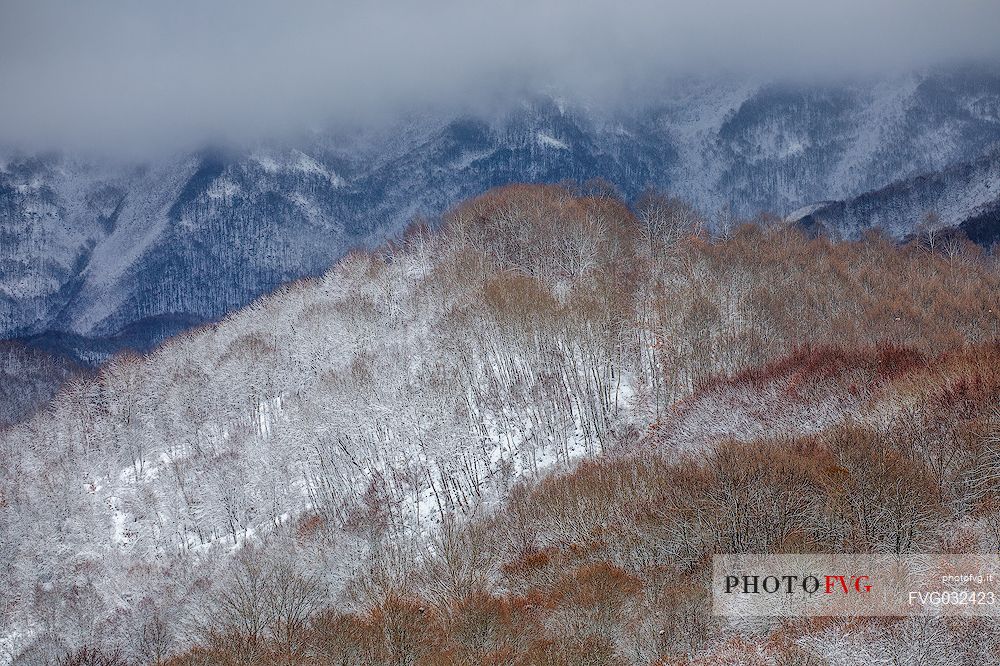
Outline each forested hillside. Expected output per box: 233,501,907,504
4,68,1000,367
3,185,1000,665
787,147,1000,242
0,343,82,428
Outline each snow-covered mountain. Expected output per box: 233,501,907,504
786,147,1000,241
4,184,999,663
3,67,1000,360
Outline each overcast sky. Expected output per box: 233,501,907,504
2,0,999,151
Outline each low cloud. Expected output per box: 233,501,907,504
2,0,999,151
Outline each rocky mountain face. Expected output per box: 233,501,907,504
3,68,1000,361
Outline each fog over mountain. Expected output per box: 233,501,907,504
2,2,1000,370
4,68,1000,370
2,0,1000,151
7,3,1000,665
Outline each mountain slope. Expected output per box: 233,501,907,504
0,342,82,427
3,69,1000,360
786,148,1000,240
4,185,1000,663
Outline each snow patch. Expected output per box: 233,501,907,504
206,178,241,199
785,201,838,223
251,152,280,173
291,150,345,187
536,132,569,150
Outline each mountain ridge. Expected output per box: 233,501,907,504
786,146,1000,241
4,69,1000,361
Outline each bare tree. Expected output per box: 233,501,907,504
917,210,944,252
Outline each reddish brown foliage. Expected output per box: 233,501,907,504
162,184,1000,664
